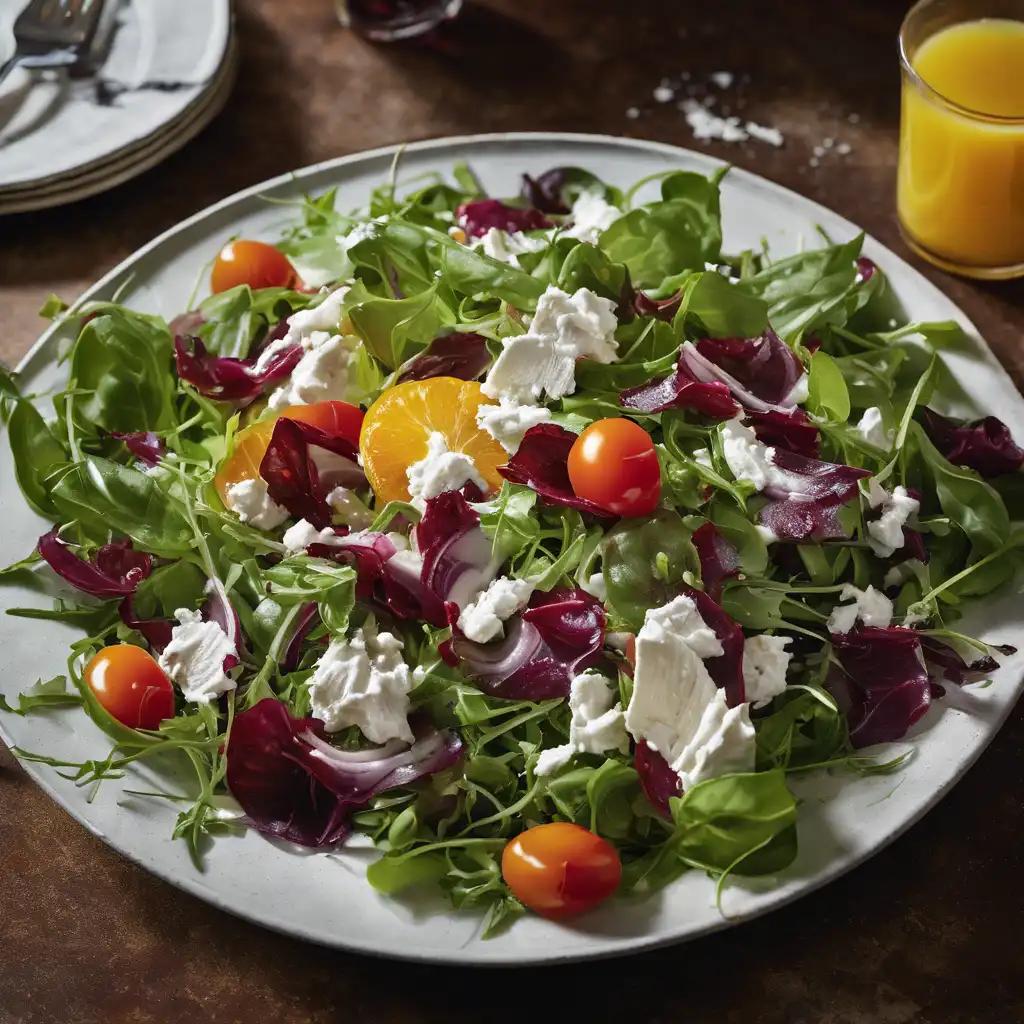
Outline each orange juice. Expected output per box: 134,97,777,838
897,18,1024,273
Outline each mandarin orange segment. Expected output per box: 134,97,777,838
359,377,507,505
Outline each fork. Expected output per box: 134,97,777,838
0,0,105,90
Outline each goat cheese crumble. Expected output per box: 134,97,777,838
457,575,534,643
406,431,488,512
225,477,289,531
158,609,237,703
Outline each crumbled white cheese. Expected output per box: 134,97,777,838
653,84,675,103
826,584,893,634
565,192,623,245
158,609,237,703
745,122,785,147
307,627,413,744
742,634,792,708
865,484,920,558
682,99,748,142
856,407,894,451
326,486,374,530
711,71,734,89
267,332,356,411
341,221,380,250
282,287,349,346
252,336,296,375
406,431,487,512
535,671,630,776
625,106,640,120
884,558,926,590
457,575,534,643
475,398,552,453
475,228,548,266
225,477,289,531
720,418,793,493
283,518,343,555
482,286,618,405
581,571,607,602
692,447,713,468
625,595,755,788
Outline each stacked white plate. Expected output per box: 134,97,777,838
0,0,234,215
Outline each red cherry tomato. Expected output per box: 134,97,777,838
567,418,661,517
211,240,297,294
502,822,622,918
84,645,175,731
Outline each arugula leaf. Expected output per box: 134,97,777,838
0,675,82,716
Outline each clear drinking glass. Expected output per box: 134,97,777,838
898,0,1024,278
335,0,463,42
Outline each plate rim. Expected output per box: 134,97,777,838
3,131,1022,966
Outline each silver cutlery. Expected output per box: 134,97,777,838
0,0,106,90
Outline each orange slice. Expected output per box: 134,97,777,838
359,377,507,506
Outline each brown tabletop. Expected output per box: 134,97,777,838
2,1,1023,1021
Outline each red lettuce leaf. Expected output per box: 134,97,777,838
260,418,364,529
226,699,463,848
174,334,302,407
694,331,805,408
620,352,738,419
450,588,606,700
111,431,166,468
691,522,740,602
746,409,820,458
634,742,681,818
396,332,492,384
38,528,151,598
830,626,931,748
920,407,1024,478
684,586,745,707
498,424,615,517
457,199,552,238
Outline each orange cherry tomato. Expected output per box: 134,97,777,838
84,645,175,731
211,240,297,294
213,401,363,503
567,417,661,517
502,822,622,919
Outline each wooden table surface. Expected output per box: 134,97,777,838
2,2,1023,1022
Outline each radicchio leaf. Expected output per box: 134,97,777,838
694,332,806,408
395,332,492,384
498,424,614,517
691,522,740,602
450,588,606,700
168,309,205,336
226,699,464,848
174,334,302,407
260,418,364,529
117,595,173,652
202,578,243,671
633,290,683,322
746,409,820,458
619,352,738,419
282,602,321,673
37,528,151,598
634,742,681,818
920,407,1024,478
920,637,1014,686
111,431,166,468
830,626,931,748
308,531,396,599
683,586,745,706
456,199,552,238
520,168,571,214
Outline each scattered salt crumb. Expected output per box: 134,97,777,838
836,141,852,155
812,145,825,157
681,71,691,81
809,156,820,168
848,112,861,124
653,84,675,103
626,106,640,120
823,137,834,149
682,100,748,142
711,71,734,89
745,122,784,147
888,318,898,328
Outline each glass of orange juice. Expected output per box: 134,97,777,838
898,0,1024,278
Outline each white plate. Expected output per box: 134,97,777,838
1,134,1022,966
0,0,231,193
0,33,238,215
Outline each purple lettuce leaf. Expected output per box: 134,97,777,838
226,698,463,849
830,626,932,748
520,168,572,214
694,331,805,408
684,586,745,706
498,424,616,517
37,528,151,598
855,257,876,282
920,637,1014,687
746,409,820,459
691,522,740,602
620,352,738,419
633,290,683,323
634,742,681,818
117,595,173,652
456,199,552,238
282,602,321,673
111,431,166,468
174,334,302,407
449,588,606,700
920,407,1024,478
308,531,396,598
395,332,492,385
260,418,364,529
202,578,244,671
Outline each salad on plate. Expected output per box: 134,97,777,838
2,159,1022,935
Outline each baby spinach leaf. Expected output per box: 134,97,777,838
807,350,851,422
555,242,628,302
348,285,455,369
6,399,70,518
197,286,311,359
672,271,769,340
439,246,546,310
